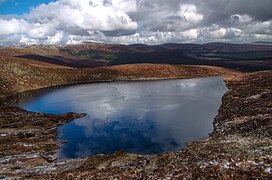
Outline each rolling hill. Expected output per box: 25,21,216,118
1,42,272,72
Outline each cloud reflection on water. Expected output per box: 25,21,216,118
17,77,227,159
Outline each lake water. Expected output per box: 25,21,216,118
16,77,227,159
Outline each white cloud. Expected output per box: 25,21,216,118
231,14,253,24
0,0,271,45
0,18,29,36
178,4,203,24
246,21,272,34
181,29,199,39
29,0,138,32
208,27,227,39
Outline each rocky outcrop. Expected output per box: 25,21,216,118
0,106,86,178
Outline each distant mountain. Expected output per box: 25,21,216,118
253,41,272,45
0,42,272,72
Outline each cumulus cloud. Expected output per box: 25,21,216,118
28,0,138,33
0,18,29,36
0,0,271,45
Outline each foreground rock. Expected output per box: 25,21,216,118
0,107,86,178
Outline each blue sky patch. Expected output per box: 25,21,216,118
0,0,54,15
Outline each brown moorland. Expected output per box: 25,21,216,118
1,42,272,71
0,45,271,179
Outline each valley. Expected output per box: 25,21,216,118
0,43,271,178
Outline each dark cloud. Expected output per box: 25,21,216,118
197,0,272,23
0,0,271,45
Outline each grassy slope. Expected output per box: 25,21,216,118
0,56,240,99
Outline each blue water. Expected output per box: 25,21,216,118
16,77,227,159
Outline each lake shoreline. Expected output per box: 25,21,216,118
18,77,226,159
0,77,188,106
1,76,224,106
0,63,271,178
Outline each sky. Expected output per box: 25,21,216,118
0,0,271,45
0,0,54,15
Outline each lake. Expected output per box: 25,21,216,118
16,77,228,159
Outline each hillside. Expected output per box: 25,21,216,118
0,44,271,178
0,55,240,100
1,42,272,72
0,59,271,178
